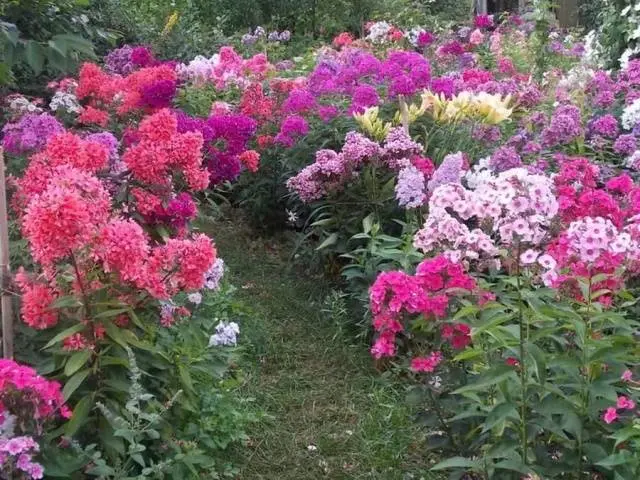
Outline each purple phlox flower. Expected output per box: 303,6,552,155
589,114,619,139
541,104,583,147
282,89,316,114
489,146,522,173
427,152,464,192
396,164,426,208
1,113,63,155
349,84,380,114
275,115,309,146
342,131,381,165
382,127,423,168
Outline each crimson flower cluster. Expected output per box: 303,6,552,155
369,255,476,361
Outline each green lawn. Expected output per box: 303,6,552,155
204,211,442,480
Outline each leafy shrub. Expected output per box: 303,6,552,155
0,1,114,90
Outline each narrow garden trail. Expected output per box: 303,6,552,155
209,212,440,480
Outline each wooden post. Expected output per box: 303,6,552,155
557,0,579,27
0,149,14,359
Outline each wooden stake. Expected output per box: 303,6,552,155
0,149,13,359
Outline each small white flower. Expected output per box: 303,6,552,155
208,321,240,347
286,209,299,224
187,292,202,305
307,444,318,451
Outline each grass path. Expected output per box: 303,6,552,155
208,212,440,480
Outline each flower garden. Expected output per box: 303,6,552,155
2,3,640,479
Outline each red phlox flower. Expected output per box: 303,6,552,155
63,333,90,351
370,331,397,359
43,132,109,173
22,167,111,267
239,150,260,172
333,32,354,49
145,234,216,298
78,106,110,127
132,188,164,216
14,269,58,330
94,219,150,287
410,351,443,372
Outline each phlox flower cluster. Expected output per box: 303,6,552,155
602,395,636,424
622,98,640,131
275,115,309,147
427,152,465,192
365,21,402,44
76,62,177,114
124,109,209,191
176,47,272,88
5,95,42,119
0,359,69,421
540,104,584,147
541,216,637,301
369,255,476,359
204,258,225,290
288,128,418,202
21,167,111,268
49,91,82,115
103,45,154,75
395,164,427,208
14,270,58,330
0,435,44,479
176,111,257,185
410,351,443,373
209,321,240,347
1,114,63,155
415,166,558,267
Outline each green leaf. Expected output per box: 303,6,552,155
362,213,374,234
482,402,519,433
62,369,90,401
431,456,480,471
453,348,484,362
104,322,128,348
52,295,82,309
64,395,93,436
316,233,338,250
43,324,86,349
178,365,195,395
0,21,19,46
92,308,130,319
596,451,633,469
65,350,91,376
610,426,640,448
453,365,518,395
494,460,532,475
24,40,45,74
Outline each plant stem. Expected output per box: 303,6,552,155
577,276,593,480
516,247,528,465
427,387,460,452
70,251,92,318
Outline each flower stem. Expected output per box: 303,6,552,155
516,250,528,465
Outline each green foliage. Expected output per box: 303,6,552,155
17,282,255,478
0,1,115,89
586,0,637,69
235,114,354,231
373,0,469,29
420,268,640,478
